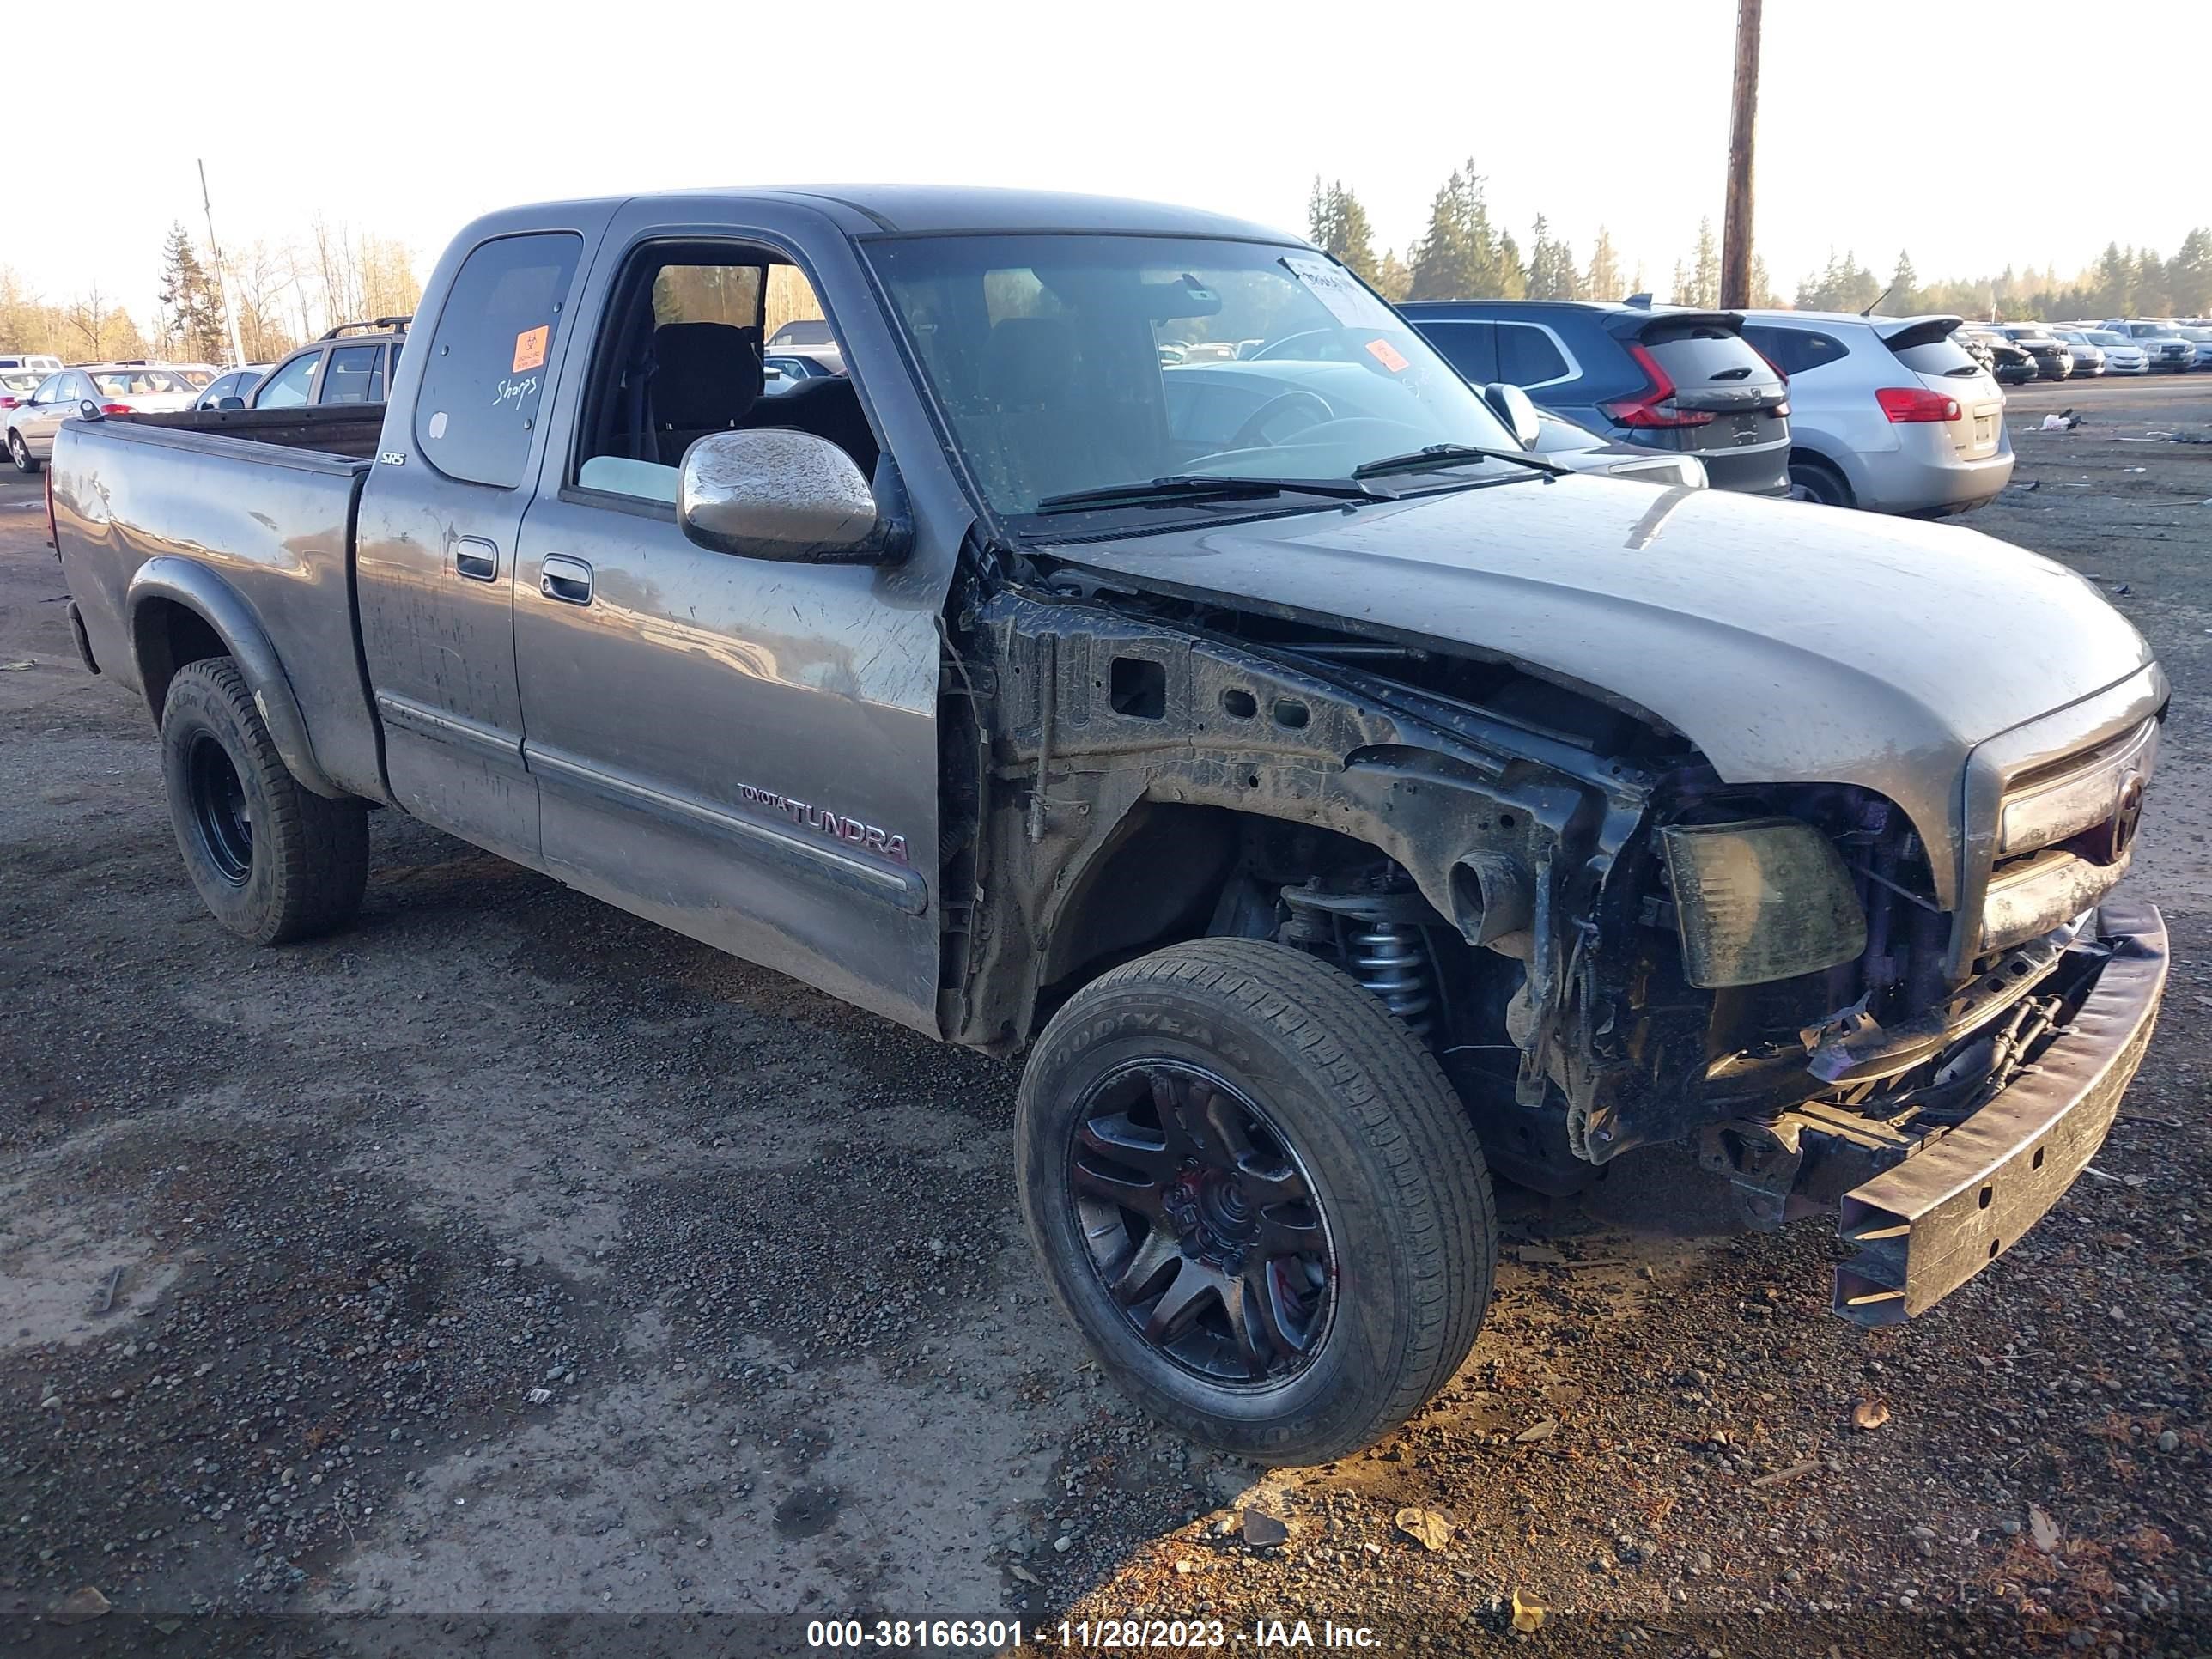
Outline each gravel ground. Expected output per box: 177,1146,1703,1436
2,374,2208,1656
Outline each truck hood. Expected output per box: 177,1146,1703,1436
1053,476,2156,890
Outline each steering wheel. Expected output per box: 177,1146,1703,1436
1227,390,1334,451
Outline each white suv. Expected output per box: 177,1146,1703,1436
1738,313,2013,517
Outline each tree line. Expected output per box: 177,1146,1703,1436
1,220,422,365
1310,162,2212,322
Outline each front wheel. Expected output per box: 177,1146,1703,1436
1016,939,1496,1464
8,429,37,474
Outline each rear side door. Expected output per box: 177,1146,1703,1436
1407,317,1497,386
354,225,596,865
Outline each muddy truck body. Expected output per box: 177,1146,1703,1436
45,187,2167,1461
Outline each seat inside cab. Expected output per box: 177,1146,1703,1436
575,247,877,505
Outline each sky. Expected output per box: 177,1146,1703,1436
4,0,2199,318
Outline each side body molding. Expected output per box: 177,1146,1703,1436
125,556,348,800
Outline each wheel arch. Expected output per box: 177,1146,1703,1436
126,557,346,799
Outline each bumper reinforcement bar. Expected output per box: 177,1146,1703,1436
1832,896,2166,1326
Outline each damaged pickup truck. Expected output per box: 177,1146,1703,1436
46,187,2166,1462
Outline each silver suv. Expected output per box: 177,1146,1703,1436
1739,313,2013,517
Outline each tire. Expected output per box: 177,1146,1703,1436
8,429,37,474
1788,453,1855,508
158,656,368,945
1016,938,1496,1464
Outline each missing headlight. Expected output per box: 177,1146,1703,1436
1659,818,1868,989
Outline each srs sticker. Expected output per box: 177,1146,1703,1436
512,325,550,374
1364,337,1411,373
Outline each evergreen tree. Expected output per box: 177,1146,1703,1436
1749,254,1781,308
1685,218,1720,309
157,222,227,363
2135,248,2168,315
2167,228,2212,318
1582,228,1623,302
1794,248,1880,313
1497,230,1526,300
1373,249,1413,303
1407,160,1512,300
1526,216,1579,299
1305,177,1379,283
2093,242,2134,317
1885,249,1919,314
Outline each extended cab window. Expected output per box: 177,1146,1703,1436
413,231,584,489
320,344,383,404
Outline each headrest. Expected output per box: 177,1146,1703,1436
652,321,763,428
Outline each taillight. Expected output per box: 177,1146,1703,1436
1601,343,1716,427
99,403,133,416
1875,386,1962,423
0,396,19,410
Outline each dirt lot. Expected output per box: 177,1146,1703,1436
3,375,2209,1656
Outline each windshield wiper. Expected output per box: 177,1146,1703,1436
1352,443,1569,481
1031,474,1385,514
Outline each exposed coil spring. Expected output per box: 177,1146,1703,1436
1348,920,1434,1041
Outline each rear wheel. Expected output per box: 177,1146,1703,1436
159,656,368,944
1788,453,1855,508
8,429,36,474
1017,939,1496,1464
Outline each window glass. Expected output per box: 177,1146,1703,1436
1643,324,1783,389
653,264,762,327
768,317,834,346
319,344,383,404
255,353,317,408
33,374,66,403
92,368,190,396
1742,326,1848,376
1413,319,1498,384
64,373,96,402
413,231,584,489
1496,323,1570,384
1887,333,1980,378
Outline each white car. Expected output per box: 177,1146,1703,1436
191,365,272,410
2064,328,2148,374
0,353,63,374
1738,312,2012,516
5,364,200,472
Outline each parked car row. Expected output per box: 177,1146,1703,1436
1950,318,2211,380
1397,296,2014,517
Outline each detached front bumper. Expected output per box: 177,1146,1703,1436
1832,897,2166,1326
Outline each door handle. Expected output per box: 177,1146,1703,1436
453,537,498,582
541,555,594,606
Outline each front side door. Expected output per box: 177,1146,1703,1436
355,224,596,864
508,213,952,1032
24,372,90,457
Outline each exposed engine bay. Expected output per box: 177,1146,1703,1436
946,569,2160,1243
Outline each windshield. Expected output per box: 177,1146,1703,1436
90,368,189,395
2087,331,2126,345
868,234,1519,524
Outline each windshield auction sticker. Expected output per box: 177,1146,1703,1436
1279,254,1397,330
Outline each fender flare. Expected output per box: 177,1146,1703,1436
125,556,347,799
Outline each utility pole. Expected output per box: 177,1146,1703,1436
198,159,251,368
1719,0,1762,309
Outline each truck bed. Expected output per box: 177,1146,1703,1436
49,408,389,803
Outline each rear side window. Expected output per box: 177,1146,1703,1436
413,231,584,489
1643,325,1780,388
1741,325,1847,376
255,353,316,408
1414,319,1498,384
319,344,383,404
1496,323,1570,385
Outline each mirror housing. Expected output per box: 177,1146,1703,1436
216,395,246,410
1481,381,1541,449
678,428,907,565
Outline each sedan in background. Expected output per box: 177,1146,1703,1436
191,365,271,410
5,364,199,471
0,368,45,414
2175,325,2212,369
2048,329,2106,375
1996,325,2075,380
765,317,845,377
1739,313,2011,516
2065,328,2148,374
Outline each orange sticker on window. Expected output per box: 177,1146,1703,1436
512,325,550,374
1364,337,1411,373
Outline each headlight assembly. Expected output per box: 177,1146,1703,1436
1659,818,1868,988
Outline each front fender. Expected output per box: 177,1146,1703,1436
126,556,346,800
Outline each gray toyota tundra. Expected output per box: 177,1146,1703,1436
43,187,2167,1463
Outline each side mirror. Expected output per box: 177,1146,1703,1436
216,396,246,410
1481,381,1541,449
678,428,908,565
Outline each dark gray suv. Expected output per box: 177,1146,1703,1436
1399,300,1792,495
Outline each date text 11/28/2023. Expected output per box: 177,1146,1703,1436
805,1619,1382,1650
